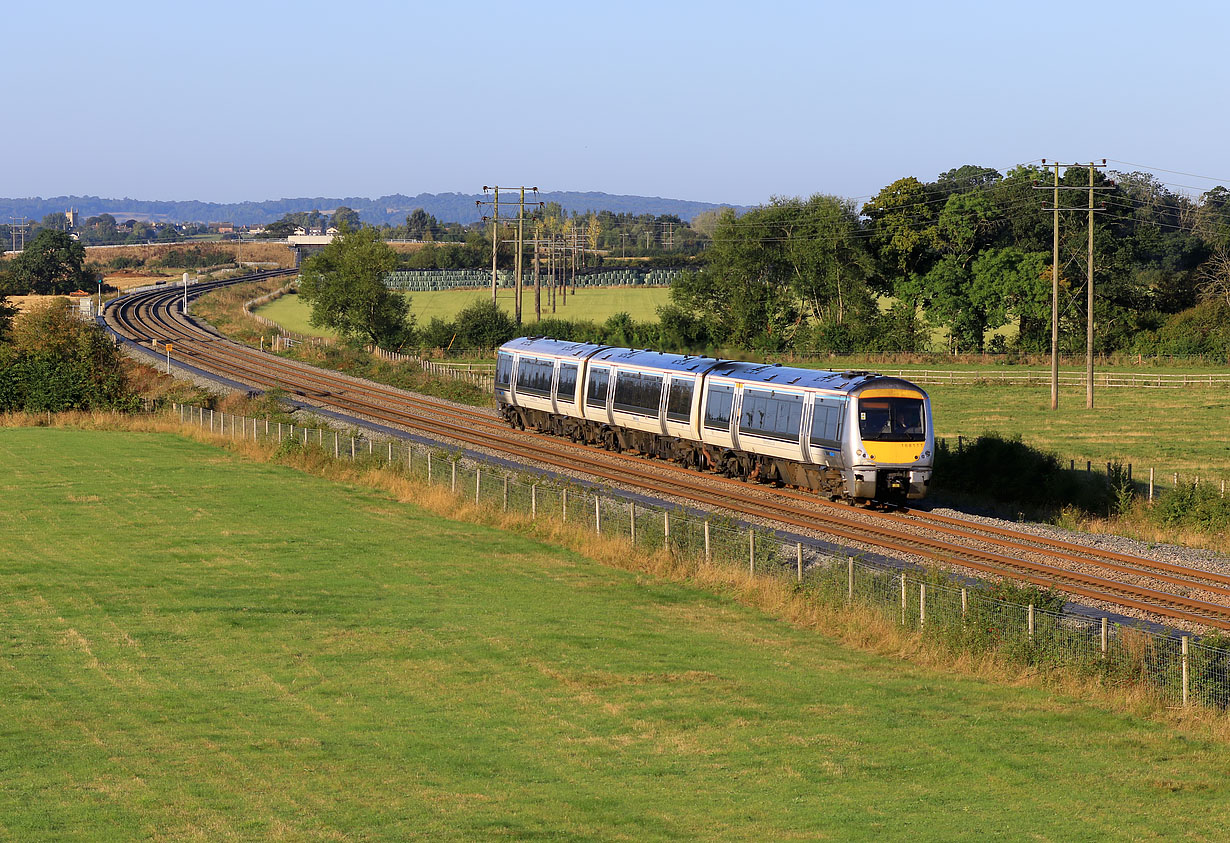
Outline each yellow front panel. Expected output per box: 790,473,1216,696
864,441,926,464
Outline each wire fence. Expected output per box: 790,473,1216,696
174,401,1230,713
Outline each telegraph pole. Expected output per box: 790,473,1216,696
477,187,500,303
1036,159,1109,411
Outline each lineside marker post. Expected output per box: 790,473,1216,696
427,452,432,484
920,584,926,628
334,432,339,459
748,530,754,576
961,588,968,618
595,497,601,534
1182,635,1190,707
848,559,854,603
562,490,568,524
703,521,710,563
630,503,636,544
796,543,803,583
351,437,356,460
389,442,393,463
368,439,373,456
664,511,670,550
303,428,307,445
1101,617,1108,658
503,476,509,512
1028,604,1035,640
475,468,481,504
532,484,537,519
1149,468,1155,503
451,461,457,493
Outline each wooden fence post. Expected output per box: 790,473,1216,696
1028,604,1035,640
532,484,537,519
451,460,456,493
900,575,906,624
595,496,601,534
703,521,710,562
796,542,803,583
427,451,432,483
1101,617,1108,658
848,558,854,602
475,468,481,504
1182,635,1190,707
630,502,636,544
748,529,754,575
562,489,568,523
920,583,926,628
664,511,670,550
503,475,509,512
961,588,968,618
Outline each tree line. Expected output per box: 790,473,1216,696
669,164,1230,357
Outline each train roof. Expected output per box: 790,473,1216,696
499,338,926,395
499,337,610,360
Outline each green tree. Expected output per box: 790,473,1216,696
330,206,361,230
452,299,516,349
297,226,411,346
862,176,940,306
0,302,137,412
8,229,92,294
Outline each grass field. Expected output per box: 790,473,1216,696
927,383,1230,481
5,426,1230,838
258,286,672,335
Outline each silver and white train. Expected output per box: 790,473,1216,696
495,337,933,504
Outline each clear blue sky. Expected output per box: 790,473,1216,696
7,0,1229,206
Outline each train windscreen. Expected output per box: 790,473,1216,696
858,397,924,442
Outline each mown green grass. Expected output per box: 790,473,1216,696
4,427,1230,839
258,286,672,336
928,383,1230,480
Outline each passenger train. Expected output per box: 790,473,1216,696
495,337,933,504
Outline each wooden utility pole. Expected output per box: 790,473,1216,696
477,186,500,304
533,221,541,322
1051,162,1060,411
1037,159,1109,411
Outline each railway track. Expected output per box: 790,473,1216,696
105,273,1230,631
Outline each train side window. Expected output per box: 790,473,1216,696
496,352,513,388
739,389,803,442
810,396,846,448
516,357,554,397
557,363,578,404
666,377,694,422
704,384,734,430
586,367,610,408
613,370,663,416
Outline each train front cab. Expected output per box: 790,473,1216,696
847,381,933,503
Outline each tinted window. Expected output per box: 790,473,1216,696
586,367,610,409
496,352,513,388
858,397,925,442
666,377,694,423
612,370,663,416
739,389,803,443
810,396,846,448
704,384,734,431
515,357,554,397
557,363,578,404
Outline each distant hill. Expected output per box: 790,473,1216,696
0,192,749,226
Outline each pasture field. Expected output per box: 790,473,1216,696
257,286,672,335
4,426,1230,838
927,383,1230,481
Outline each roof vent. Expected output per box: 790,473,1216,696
841,370,870,379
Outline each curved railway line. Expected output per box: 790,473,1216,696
105,272,1230,631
